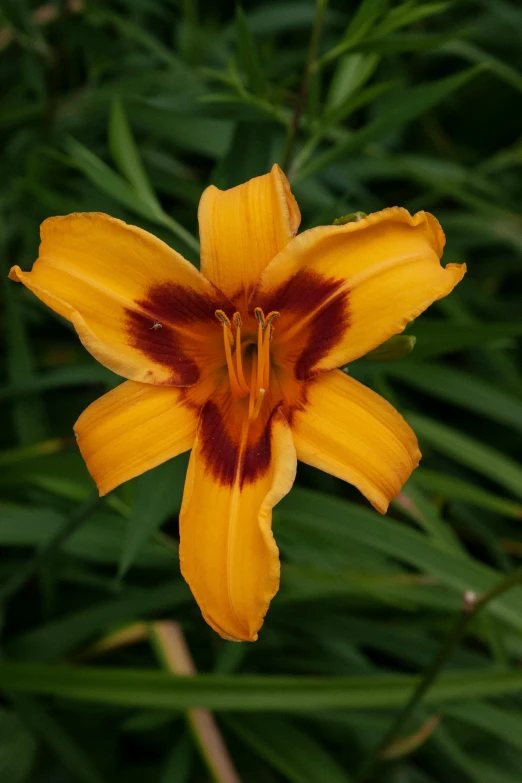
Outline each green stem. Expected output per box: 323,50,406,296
356,566,522,781
0,491,101,601
281,0,329,173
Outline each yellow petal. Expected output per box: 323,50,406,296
179,381,297,641
75,372,221,495
254,208,465,378
290,370,420,513
198,164,300,310
10,213,231,385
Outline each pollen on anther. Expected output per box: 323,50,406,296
264,311,280,327
215,309,231,329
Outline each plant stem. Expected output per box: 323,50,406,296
149,621,242,783
356,566,522,781
0,491,101,601
281,0,329,174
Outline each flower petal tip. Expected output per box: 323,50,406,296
8,265,21,282
195,603,264,643
446,262,467,281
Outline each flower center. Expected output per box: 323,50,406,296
215,307,279,420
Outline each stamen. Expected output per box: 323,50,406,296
251,388,265,421
216,310,244,399
256,318,264,392
215,310,232,330
262,327,271,390
217,307,276,415
248,356,258,419
264,311,280,327
233,312,249,394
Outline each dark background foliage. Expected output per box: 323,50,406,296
1,0,522,781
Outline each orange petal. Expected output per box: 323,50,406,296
254,208,465,378
198,164,300,311
9,213,232,385
179,380,297,641
290,370,420,513
75,372,221,495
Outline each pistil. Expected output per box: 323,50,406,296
233,312,249,394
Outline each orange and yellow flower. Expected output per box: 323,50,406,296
9,165,465,641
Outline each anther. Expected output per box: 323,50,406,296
215,310,231,329
254,307,265,326
264,311,280,327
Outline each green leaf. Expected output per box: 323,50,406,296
392,479,463,552
325,53,380,112
1,259,47,446
298,67,483,180
387,363,522,433
0,504,175,570
323,0,387,64
278,489,522,633
0,706,35,783
439,39,522,93
118,457,187,579
443,700,522,753
8,581,190,662
65,136,160,221
405,320,522,360
413,469,522,519
235,6,267,96
323,78,398,126
245,2,342,35
160,733,193,783
65,137,199,253
11,693,107,783
376,1,451,36
225,714,354,783
109,98,161,210
0,363,116,401
363,335,416,362
407,412,522,501
129,105,234,159
3,662,522,711
219,121,276,188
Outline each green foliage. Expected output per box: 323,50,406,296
1,0,522,781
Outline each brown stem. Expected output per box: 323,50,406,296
150,621,242,783
356,567,522,781
281,0,329,173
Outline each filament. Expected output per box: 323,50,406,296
216,310,244,399
233,312,249,394
251,388,265,421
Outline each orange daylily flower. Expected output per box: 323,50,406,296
9,165,465,641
